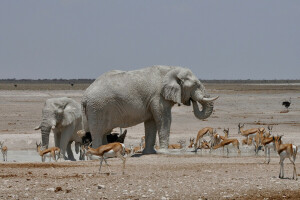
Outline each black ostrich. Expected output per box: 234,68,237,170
82,128,127,145
82,132,92,145
14,84,17,88
70,83,74,87
107,128,127,143
282,97,291,110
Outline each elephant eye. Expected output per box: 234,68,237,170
177,78,184,85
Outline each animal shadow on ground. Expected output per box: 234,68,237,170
130,153,143,158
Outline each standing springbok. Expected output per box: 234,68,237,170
194,127,214,148
253,129,265,155
273,136,298,180
212,129,241,157
36,142,60,162
86,142,126,175
79,144,92,160
0,141,8,161
238,123,265,152
253,126,273,155
261,133,276,164
264,125,273,138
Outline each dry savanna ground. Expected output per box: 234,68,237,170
0,82,300,199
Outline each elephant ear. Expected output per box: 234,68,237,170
53,99,81,127
161,69,182,104
61,102,81,127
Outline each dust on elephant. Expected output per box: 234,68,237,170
34,97,83,160
82,65,218,154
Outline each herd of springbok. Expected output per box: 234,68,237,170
187,124,297,180
0,123,297,179
120,123,297,180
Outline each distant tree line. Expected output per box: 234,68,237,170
0,79,299,84
0,79,95,84
200,79,300,84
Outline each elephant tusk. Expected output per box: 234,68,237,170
34,125,41,130
202,96,219,102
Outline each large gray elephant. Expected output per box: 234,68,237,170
82,65,218,154
34,97,83,160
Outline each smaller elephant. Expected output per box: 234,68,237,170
34,97,83,160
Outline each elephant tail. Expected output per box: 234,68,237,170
81,99,89,132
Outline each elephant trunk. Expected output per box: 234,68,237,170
40,122,53,148
191,90,218,120
192,100,214,120
41,129,51,148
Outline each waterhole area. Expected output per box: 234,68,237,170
1,145,281,163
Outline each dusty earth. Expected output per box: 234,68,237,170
0,83,300,199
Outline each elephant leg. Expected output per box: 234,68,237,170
54,132,60,148
75,142,80,154
102,134,108,145
66,142,76,161
142,119,157,154
59,126,75,160
90,128,104,148
153,107,172,153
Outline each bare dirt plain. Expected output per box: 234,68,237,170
0,83,300,199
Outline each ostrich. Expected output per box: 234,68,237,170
81,128,127,145
107,128,127,143
282,97,291,111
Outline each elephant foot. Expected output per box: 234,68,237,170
142,148,157,155
156,148,170,154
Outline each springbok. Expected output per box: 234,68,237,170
273,136,298,180
188,138,195,148
124,145,133,156
264,125,273,138
223,128,229,138
168,139,186,149
0,141,8,161
212,129,241,157
261,133,276,164
242,137,253,145
79,144,92,160
86,142,126,175
130,136,146,154
194,127,214,148
253,129,265,155
131,145,143,154
209,129,222,149
36,142,60,162
238,123,265,149
199,139,210,149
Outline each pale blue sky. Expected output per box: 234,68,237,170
0,1,299,79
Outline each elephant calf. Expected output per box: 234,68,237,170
35,97,83,161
